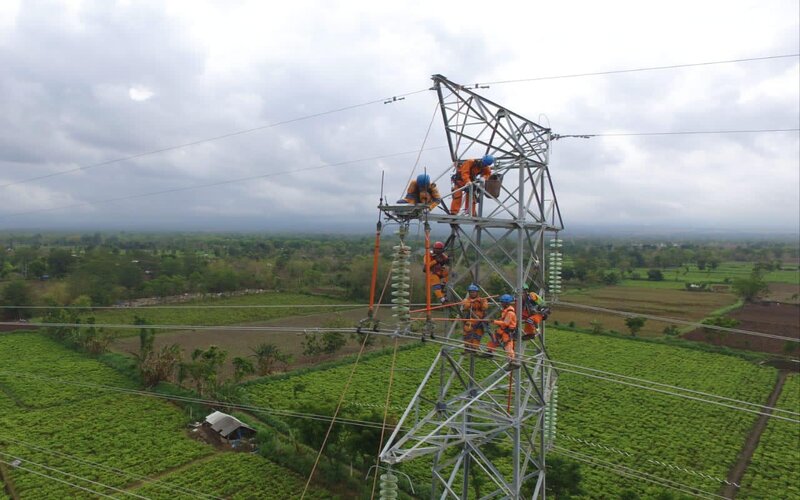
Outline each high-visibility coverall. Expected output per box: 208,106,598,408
489,304,517,361
450,159,492,215
461,295,489,352
522,291,544,338
398,180,441,209
424,250,450,302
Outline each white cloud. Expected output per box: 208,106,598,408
0,0,796,233
128,85,154,101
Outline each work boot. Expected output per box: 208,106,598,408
504,360,521,371
522,333,537,341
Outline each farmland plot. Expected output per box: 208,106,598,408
132,453,332,499
0,332,333,499
738,374,800,499
243,329,779,498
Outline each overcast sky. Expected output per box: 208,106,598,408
0,0,798,235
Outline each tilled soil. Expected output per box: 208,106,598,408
683,301,800,355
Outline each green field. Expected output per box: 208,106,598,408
242,328,780,498
0,332,333,499
71,292,359,336
738,374,800,499
131,453,330,499
628,262,799,286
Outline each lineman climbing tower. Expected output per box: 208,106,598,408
378,75,564,499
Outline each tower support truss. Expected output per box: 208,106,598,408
380,75,564,499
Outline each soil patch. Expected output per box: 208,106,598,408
683,302,800,356
557,287,737,337
111,307,410,380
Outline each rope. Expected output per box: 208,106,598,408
300,328,373,498
370,337,400,499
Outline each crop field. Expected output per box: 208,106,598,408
242,328,780,498
130,453,331,499
557,286,737,337
738,374,800,499
80,292,360,337
629,262,799,286
0,332,334,499
112,306,406,379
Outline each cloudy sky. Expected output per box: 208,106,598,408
0,0,798,234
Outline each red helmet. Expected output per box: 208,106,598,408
433,241,445,251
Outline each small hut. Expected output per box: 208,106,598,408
204,411,257,441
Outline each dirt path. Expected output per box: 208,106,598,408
722,371,789,498
0,453,20,500
121,451,220,493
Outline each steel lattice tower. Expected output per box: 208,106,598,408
379,75,564,499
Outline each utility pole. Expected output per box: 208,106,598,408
379,75,563,499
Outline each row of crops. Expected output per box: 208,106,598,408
0,332,334,499
738,373,800,498
242,328,787,498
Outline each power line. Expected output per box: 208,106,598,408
0,146,447,220
555,128,799,139
555,300,800,343
2,324,797,423
0,435,222,500
0,304,367,310
0,451,148,499
0,458,120,499
4,320,796,419
0,89,430,190
553,446,726,500
476,53,800,86
558,434,739,488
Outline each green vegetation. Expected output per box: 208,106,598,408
132,453,331,499
738,374,800,498
242,329,780,498
0,333,334,498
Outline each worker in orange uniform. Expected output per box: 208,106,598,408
460,284,489,354
398,173,441,209
488,294,520,370
521,284,549,340
424,241,450,304
450,155,494,215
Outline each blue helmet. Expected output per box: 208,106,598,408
467,284,479,292
416,174,431,189
481,155,495,166
499,294,514,304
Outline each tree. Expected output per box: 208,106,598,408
134,317,181,387
646,269,664,281
624,316,646,336
732,272,768,303
251,343,292,375
545,457,584,498
178,345,227,396
1,280,33,320
47,248,74,277
232,356,255,382
663,325,680,336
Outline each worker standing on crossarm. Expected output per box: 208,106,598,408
461,284,489,353
489,294,520,370
398,173,441,209
521,284,550,340
450,155,494,215
424,241,450,304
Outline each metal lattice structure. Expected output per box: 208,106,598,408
379,75,564,499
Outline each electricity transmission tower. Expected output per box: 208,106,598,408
379,75,564,499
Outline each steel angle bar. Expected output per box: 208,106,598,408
384,373,513,461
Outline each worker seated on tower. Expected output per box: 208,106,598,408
397,173,441,210
450,155,494,216
460,284,489,354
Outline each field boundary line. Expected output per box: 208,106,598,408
121,451,221,493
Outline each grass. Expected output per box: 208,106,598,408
68,292,359,337
241,328,780,498
0,332,335,499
